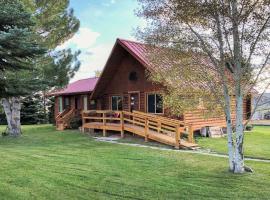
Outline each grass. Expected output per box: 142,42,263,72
197,126,270,160
0,125,270,199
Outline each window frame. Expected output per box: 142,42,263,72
111,95,123,111
83,95,88,111
146,93,164,114
58,96,63,113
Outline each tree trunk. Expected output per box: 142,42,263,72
1,97,22,137
234,89,245,173
223,86,235,172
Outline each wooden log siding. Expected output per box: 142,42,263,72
183,97,250,131
82,110,197,149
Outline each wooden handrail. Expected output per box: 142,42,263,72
82,110,195,148
56,109,70,120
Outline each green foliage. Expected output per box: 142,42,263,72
47,97,55,124
0,0,81,99
0,109,6,125
246,124,254,131
22,0,80,49
21,94,47,125
21,0,81,89
0,0,45,98
69,116,82,129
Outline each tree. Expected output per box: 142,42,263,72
0,0,45,137
22,0,81,122
95,70,102,77
137,0,270,173
0,0,80,136
21,94,46,125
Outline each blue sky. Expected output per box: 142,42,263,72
64,0,145,82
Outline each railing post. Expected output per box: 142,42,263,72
188,124,194,143
103,112,106,137
145,118,149,142
120,112,124,138
82,111,85,133
175,125,180,149
157,120,161,134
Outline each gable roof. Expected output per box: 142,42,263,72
118,38,153,68
90,38,154,99
50,77,99,96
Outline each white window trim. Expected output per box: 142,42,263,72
83,95,88,111
58,97,63,113
147,93,164,114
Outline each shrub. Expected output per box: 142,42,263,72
69,117,82,129
246,124,253,131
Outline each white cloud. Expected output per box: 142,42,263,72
60,27,100,49
71,43,114,82
56,27,113,82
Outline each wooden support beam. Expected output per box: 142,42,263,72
103,112,107,137
188,124,194,143
120,112,124,138
144,118,149,142
157,121,161,134
174,125,180,149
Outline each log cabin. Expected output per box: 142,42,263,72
90,38,251,124
50,77,98,130
53,38,252,148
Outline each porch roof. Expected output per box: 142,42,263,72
50,77,99,96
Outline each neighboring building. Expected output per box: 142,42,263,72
50,77,98,130
252,93,270,120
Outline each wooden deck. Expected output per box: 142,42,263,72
82,110,198,149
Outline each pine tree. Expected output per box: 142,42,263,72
0,0,80,136
21,94,46,125
0,0,45,137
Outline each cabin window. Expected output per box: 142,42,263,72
75,97,79,109
147,94,163,114
129,71,138,81
83,96,88,111
64,97,70,109
111,96,123,111
58,97,63,113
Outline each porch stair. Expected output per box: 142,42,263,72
82,110,198,149
56,108,76,131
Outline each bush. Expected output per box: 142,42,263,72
69,117,82,129
246,124,253,131
1,126,9,137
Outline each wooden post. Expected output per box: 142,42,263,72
81,112,85,133
157,120,161,134
103,112,106,137
120,112,124,138
188,124,194,143
145,118,149,142
175,125,180,149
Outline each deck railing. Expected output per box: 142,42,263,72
56,108,76,130
82,110,195,148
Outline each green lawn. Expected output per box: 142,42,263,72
0,125,270,199
197,126,270,160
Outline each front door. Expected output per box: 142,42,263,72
129,92,140,112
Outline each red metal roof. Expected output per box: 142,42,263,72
50,77,98,96
118,38,154,69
